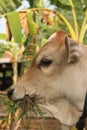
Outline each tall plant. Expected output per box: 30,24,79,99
50,0,87,43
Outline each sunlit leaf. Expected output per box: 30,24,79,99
27,10,39,36
7,11,23,43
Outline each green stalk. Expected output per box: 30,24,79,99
69,0,79,40
56,12,76,39
79,11,87,43
79,24,87,43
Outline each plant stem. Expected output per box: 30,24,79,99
7,61,18,130
68,0,79,40
12,61,18,85
79,11,87,43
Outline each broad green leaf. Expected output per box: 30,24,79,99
7,11,23,43
27,10,39,36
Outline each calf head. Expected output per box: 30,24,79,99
7,30,82,100
7,30,83,126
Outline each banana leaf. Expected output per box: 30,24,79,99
27,10,39,36
7,11,23,43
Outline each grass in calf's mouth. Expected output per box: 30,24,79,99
0,92,45,129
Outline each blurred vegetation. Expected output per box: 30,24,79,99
0,0,22,15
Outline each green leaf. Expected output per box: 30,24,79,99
50,0,71,10
7,11,23,43
27,10,39,36
27,0,43,8
12,0,22,7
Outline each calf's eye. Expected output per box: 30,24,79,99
39,58,52,67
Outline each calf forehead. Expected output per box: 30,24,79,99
34,31,67,64
36,43,59,58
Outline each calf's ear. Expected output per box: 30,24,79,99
65,36,82,63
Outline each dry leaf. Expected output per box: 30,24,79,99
19,11,29,36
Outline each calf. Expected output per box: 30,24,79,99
7,30,87,130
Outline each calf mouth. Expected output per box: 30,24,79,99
13,94,36,111
9,94,45,119
8,92,44,110
7,88,46,118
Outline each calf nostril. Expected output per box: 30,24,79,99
7,88,14,99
